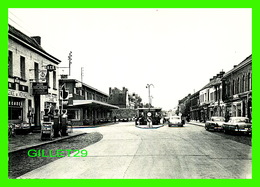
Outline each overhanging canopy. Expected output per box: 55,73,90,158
73,100,119,109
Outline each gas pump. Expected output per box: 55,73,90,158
61,109,68,136
53,109,61,137
41,108,54,140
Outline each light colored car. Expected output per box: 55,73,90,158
168,116,184,127
205,116,225,131
223,117,252,135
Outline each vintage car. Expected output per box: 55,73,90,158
223,117,252,135
168,116,184,127
205,116,225,131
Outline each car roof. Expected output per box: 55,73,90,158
230,117,249,119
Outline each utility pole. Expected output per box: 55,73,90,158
68,51,72,76
81,67,84,82
146,84,154,128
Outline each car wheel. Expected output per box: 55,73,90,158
223,128,228,134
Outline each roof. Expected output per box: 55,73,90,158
222,54,252,79
73,100,119,109
59,79,109,96
8,24,61,64
202,77,222,89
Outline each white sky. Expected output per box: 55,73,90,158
8,8,252,110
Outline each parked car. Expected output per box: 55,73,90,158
205,116,225,131
168,116,184,127
223,117,252,135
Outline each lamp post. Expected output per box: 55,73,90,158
146,84,154,127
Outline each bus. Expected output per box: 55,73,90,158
136,108,162,125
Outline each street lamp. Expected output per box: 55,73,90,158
146,84,154,127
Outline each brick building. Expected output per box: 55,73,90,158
221,55,252,121
108,87,129,108
190,91,200,121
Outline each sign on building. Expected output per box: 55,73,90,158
45,64,56,71
39,70,47,82
32,82,48,95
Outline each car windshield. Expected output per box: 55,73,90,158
171,116,180,119
232,118,249,123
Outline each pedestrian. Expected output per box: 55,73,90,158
114,116,117,123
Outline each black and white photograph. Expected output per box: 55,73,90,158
8,8,252,179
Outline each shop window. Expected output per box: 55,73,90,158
8,107,23,120
67,109,80,120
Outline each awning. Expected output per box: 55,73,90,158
73,100,119,109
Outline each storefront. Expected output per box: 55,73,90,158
8,97,24,123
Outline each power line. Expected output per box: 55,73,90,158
8,11,34,36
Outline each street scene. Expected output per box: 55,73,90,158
12,121,251,179
7,8,252,179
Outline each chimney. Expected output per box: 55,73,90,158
233,65,237,68
31,36,41,45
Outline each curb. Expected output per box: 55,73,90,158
188,122,205,127
8,132,87,154
135,125,164,129
72,122,122,128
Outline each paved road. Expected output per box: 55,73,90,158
18,122,251,179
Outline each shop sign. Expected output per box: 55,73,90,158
45,94,57,102
32,82,48,95
8,100,23,107
39,70,47,82
8,89,28,98
45,64,56,71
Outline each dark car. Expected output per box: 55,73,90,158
205,116,225,131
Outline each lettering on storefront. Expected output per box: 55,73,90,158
32,82,48,95
45,94,58,102
8,89,28,98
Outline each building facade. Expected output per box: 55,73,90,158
59,79,119,126
199,71,225,122
190,91,200,121
221,55,252,121
108,87,142,109
8,25,61,128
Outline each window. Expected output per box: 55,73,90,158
34,62,39,82
67,109,80,120
8,50,13,77
242,75,245,92
20,56,26,79
53,70,56,89
248,72,252,91
232,80,236,95
46,71,49,87
237,78,240,94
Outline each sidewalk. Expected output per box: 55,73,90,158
8,131,86,153
72,122,120,128
187,120,205,127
